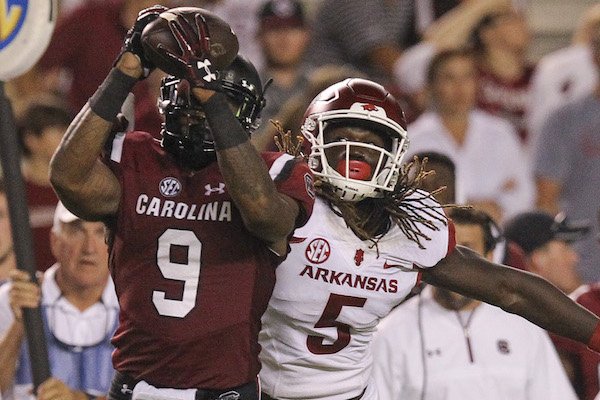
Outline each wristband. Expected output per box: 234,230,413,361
202,93,250,150
587,321,600,352
89,68,138,122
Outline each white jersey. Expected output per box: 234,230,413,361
372,287,578,400
259,193,453,400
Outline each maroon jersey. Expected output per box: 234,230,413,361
103,131,314,389
553,284,600,400
477,65,535,143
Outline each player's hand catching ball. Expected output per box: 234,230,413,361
116,4,169,79
161,13,223,92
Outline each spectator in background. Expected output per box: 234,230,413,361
469,3,533,144
0,179,15,285
188,0,267,71
562,280,600,400
411,151,456,206
372,207,577,400
503,210,591,397
306,0,412,87
35,0,168,137
395,0,533,136
503,211,588,296
251,64,364,152
533,27,600,283
0,202,117,400
306,0,466,92
406,48,534,223
256,0,311,128
17,102,71,272
528,4,600,150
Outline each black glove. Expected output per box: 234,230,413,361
161,13,223,91
116,4,168,79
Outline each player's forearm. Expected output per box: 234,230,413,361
425,247,598,345
51,104,114,185
499,267,598,344
49,104,121,219
0,321,24,391
202,93,297,239
50,65,137,218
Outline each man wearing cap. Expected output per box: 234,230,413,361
255,0,311,128
504,210,594,397
503,211,589,294
0,202,117,400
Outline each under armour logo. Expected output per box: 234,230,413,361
205,183,225,195
121,384,133,395
197,59,217,82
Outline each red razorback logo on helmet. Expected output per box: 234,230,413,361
362,104,378,111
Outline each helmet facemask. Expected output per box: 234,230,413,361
159,77,216,170
158,56,267,171
303,111,409,202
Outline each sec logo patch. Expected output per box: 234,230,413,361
159,177,182,197
305,238,330,264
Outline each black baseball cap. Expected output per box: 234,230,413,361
503,211,590,254
259,0,306,30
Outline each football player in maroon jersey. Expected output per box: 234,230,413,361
49,7,314,400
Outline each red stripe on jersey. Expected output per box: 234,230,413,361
263,152,315,227
446,219,456,255
415,269,423,287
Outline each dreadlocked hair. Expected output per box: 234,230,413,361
271,120,305,158
270,122,456,248
317,156,456,249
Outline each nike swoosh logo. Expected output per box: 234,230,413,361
383,261,413,271
290,236,307,243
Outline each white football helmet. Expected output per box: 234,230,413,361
301,78,409,201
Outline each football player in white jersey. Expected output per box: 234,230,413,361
257,77,600,400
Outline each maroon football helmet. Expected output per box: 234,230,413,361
301,78,409,201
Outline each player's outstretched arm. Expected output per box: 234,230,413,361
422,245,599,347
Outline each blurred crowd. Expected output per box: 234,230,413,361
1,0,600,399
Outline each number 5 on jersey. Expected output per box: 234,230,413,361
307,293,367,354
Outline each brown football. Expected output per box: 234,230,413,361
140,7,239,78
